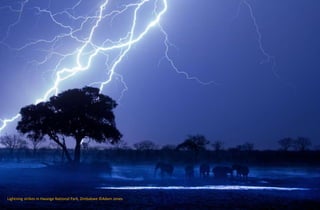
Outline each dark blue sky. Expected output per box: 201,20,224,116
0,0,319,149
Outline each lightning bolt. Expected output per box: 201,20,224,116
0,114,20,133
0,0,213,134
240,0,278,78
0,0,29,45
158,24,218,86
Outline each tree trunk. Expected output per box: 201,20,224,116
49,134,72,163
74,138,82,164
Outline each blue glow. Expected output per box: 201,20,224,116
98,185,309,191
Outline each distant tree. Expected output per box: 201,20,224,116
112,140,131,150
19,140,28,149
278,137,293,151
27,133,46,155
32,138,45,152
176,135,209,163
17,87,122,164
293,137,312,151
176,135,209,151
0,134,28,154
133,140,158,150
212,140,224,152
237,142,254,151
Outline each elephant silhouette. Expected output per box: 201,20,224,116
154,162,174,177
185,165,194,178
212,166,233,178
199,163,210,178
232,164,249,180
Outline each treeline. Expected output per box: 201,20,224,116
0,133,318,166
3,87,318,167
0,147,319,166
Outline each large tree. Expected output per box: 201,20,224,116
17,87,122,164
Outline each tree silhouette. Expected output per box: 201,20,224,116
236,142,254,151
176,135,209,163
0,134,28,155
176,135,209,151
278,137,293,151
25,132,46,155
212,140,224,152
293,137,312,151
17,87,122,164
133,140,158,150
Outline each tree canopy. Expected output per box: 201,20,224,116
176,135,209,151
17,87,122,164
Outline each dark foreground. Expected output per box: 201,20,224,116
1,166,320,210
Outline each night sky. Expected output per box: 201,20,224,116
0,0,319,149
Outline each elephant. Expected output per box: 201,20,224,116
185,165,194,178
232,164,249,180
154,162,174,177
212,166,233,178
199,163,210,178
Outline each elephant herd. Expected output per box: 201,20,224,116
154,162,249,180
